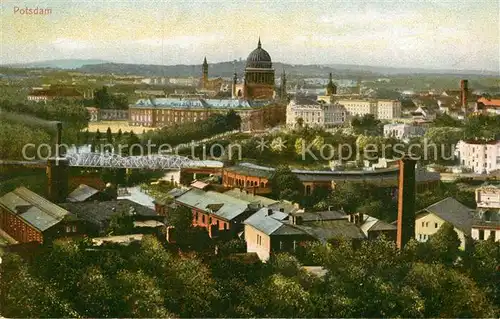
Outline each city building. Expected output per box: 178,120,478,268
377,99,401,120
455,140,500,174
335,99,378,118
86,107,129,122
232,38,275,100
173,188,257,238
128,97,283,131
475,97,500,115
415,197,474,249
383,123,427,140
60,199,161,236
222,162,440,196
200,57,224,92
244,208,364,261
285,97,347,128
0,187,78,244
472,185,500,241
27,87,84,102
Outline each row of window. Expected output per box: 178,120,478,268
477,229,498,241
421,221,439,228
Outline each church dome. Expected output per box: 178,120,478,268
246,38,272,69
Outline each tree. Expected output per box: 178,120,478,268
296,117,304,128
271,165,304,202
428,222,461,265
106,127,113,143
93,86,112,109
116,128,123,141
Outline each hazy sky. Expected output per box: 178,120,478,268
1,0,499,71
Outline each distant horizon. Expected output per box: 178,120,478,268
4,57,499,75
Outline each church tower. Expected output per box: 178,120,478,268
326,73,337,96
202,57,208,89
280,68,287,102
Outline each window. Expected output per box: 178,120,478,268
426,222,429,227
422,221,424,227
435,223,438,228
257,234,262,245
71,225,77,233
202,215,205,223
479,229,485,240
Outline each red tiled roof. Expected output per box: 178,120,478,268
477,97,500,107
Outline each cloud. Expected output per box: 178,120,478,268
132,34,224,48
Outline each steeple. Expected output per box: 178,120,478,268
203,56,208,66
202,57,208,89
258,37,261,49
326,72,337,96
280,68,287,102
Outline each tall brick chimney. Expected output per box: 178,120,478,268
396,156,416,249
47,121,69,203
460,79,468,115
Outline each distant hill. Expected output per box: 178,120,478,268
2,58,498,77
76,61,498,78
4,59,111,69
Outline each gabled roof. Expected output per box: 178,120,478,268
0,187,73,232
224,188,278,207
244,208,291,236
60,199,157,226
359,214,396,236
175,188,251,221
417,197,474,234
67,184,99,202
477,97,500,107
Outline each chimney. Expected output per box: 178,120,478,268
267,208,273,216
279,208,285,212
396,155,417,249
295,216,303,225
47,122,69,203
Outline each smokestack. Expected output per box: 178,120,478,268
47,121,69,203
396,155,417,249
460,79,468,115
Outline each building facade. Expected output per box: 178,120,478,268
377,99,401,120
383,123,427,140
285,98,347,128
336,99,378,118
472,185,500,241
476,97,500,115
0,187,78,244
415,197,474,250
129,97,283,131
456,140,500,174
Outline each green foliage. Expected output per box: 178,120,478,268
351,114,382,135
93,86,129,109
106,211,135,236
2,234,499,318
463,114,500,141
271,165,304,202
432,113,463,127
143,111,241,149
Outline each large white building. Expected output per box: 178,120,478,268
286,98,347,128
472,185,500,241
455,140,500,174
383,123,427,140
335,99,378,119
377,99,401,119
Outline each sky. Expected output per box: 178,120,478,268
1,0,499,71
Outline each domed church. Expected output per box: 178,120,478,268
232,38,276,100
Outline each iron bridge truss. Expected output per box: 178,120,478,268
64,153,216,169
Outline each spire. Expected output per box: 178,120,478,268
329,73,333,83
203,56,208,65
258,37,261,48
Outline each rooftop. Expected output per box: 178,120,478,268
417,197,475,234
132,97,269,109
67,184,99,202
60,199,158,226
175,188,252,221
0,187,74,232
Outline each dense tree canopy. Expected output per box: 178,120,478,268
1,233,498,318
